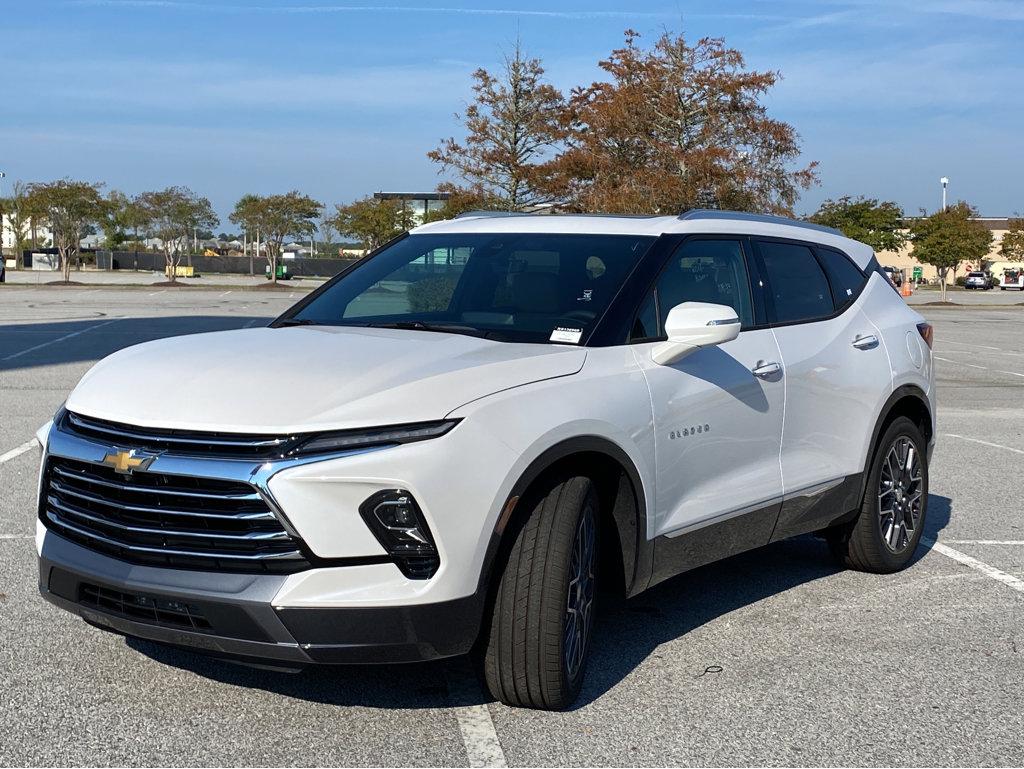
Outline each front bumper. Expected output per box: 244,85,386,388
39,530,484,665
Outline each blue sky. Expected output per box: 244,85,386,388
3,0,1022,223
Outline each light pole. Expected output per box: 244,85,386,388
940,177,949,211
0,171,6,259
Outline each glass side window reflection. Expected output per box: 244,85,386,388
654,239,754,329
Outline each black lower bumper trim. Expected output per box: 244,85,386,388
39,530,484,665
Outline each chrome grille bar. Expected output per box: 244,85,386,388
42,454,312,573
51,464,264,502
45,511,305,561
47,497,290,542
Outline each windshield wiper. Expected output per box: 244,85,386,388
366,320,491,338
277,318,321,327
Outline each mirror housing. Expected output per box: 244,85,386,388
651,302,740,366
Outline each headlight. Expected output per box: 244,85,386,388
288,420,458,457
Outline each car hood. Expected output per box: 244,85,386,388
66,326,586,434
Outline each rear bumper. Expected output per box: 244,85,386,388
39,531,484,665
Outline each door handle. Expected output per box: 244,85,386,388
852,334,879,350
752,361,782,379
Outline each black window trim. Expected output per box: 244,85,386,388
750,235,869,329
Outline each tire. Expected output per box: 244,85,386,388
829,416,928,573
483,474,598,710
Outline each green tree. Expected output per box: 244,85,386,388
230,192,322,284
137,186,218,283
27,179,106,283
809,197,908,253
421,185,503,223
909,202,993,302
98,190,133,251
428,42,565,211
329,196,414,250
999,218,1024,263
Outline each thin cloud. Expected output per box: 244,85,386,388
69,0,783,21
70,0,675,19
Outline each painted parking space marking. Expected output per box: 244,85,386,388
935,338,1001,351
934,355,986,369
944,540,1024,546
445,660,508,768
1,318,119,362
0,440,37,465
924,538,1024,595
944,433,1024,456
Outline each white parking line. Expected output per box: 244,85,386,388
0,535,33,540
1,318,118,361
219,291,232,297
936,338,1001,351
242,319,260,328
445,661,508,768
944,433,1024,456
944,540,1024,545
0,440,37,464
934,356,986,369
924,538,1024,595
996,370,1024,378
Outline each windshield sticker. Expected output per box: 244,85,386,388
550,327,583,344
577,289,593,302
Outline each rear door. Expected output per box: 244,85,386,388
753,239,891,501
630,237,785,542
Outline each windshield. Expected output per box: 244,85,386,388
968,272,985,277
289,232,655,344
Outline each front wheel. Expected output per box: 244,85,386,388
483,474,597,710
829,416,928,572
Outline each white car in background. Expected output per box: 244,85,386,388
36,210,935,710
964,271,991,290
1000,268,1024,290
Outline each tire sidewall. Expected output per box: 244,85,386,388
864,416,929,569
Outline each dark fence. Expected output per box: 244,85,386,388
93,250,358,278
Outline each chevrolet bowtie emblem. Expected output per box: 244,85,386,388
100,449,157,475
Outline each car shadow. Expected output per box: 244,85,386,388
125,494,952,711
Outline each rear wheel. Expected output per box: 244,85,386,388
829,416,928,572
483,474,597,710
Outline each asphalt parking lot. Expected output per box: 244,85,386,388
1,285,1022,767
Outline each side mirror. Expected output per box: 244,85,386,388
651,302,740,366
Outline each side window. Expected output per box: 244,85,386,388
630,291,659,341
816,247,867,311
757,241,833,324
653,239,754,329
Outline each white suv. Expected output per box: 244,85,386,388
36,210,935,710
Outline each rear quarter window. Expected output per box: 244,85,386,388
816,247,867,311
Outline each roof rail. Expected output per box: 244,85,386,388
453,210,532,219
677,209,844,237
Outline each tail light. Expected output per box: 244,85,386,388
917,322,933,349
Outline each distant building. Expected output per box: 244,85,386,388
373,191,450,224
878,217,1016,284
1,215,52,254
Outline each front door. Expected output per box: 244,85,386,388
630,237,785,540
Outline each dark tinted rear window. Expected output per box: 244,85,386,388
758,241,833,324
816,247,867,311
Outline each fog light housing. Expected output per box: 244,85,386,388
359,490,439,579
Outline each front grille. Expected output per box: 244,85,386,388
62,410,296,459
41,457,311,573
79,582,212,632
